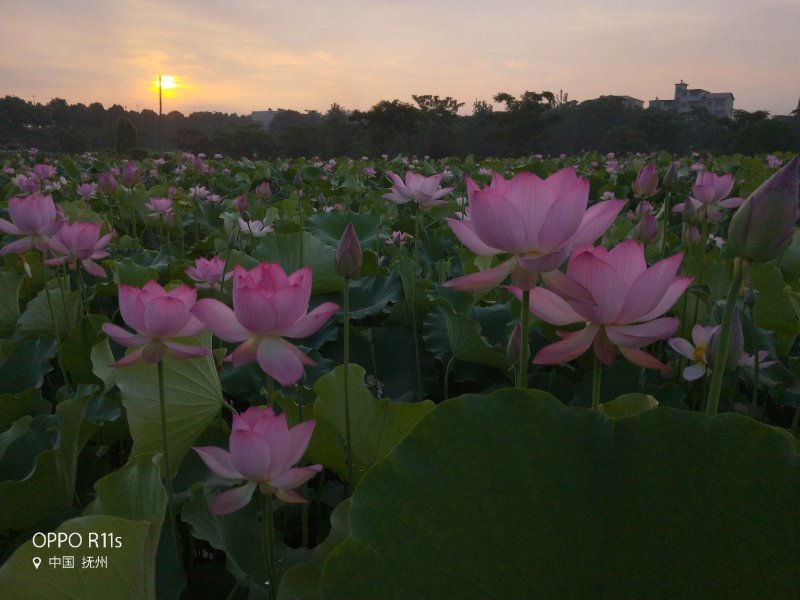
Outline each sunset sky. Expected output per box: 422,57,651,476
2,0,799,117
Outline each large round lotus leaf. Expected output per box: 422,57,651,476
320,389,800,599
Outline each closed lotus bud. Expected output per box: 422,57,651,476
233,194,248,212
121,161,140,187
335,222,362,279
727,155,798,262
97,172,118,195
681,197,698,224
706,304,743,372
293,170,303,187
663,162,680,192
255,181,271,199
683,225,700,245
633,212,660,244
631,164,659,197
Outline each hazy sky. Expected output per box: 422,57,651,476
2,0,799,117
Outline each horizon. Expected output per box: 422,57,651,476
2,0,799,118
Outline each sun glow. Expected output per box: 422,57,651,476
151,75,182,99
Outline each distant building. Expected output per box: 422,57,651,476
649,81,734,118
251,109,278,128
610,95,645,110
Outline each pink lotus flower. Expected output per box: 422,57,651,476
45,221,114,277
192,263,338,386
383,171,453,211
669,322,776,381
672,171,742,222
189,185,208,201
186,256,233,290
194,405,322,513
385,231,409,246
101,281,209,367
76,182,97,200
13,174,39,195
631,164,659,197
442,168,625,292
239,218,272,237
145,197,174,225
0,193,63,255
516,240,692,370
33,163,57,181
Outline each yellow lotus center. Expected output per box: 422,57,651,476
692,343,707,364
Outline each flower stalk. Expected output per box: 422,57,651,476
706,257,744,415
158,360,181,564
260,492,277,600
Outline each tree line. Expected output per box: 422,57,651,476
1,92,799,158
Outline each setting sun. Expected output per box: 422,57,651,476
159,75,177,90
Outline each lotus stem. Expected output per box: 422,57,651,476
412,208,423,398
40,257,71,390
706,257,744,415
660,191,671,261
518,289,530,389
592,355,602,410
444,355,455,400
748,300,761,417
343,277,354,485
260,492,277,600
157,360,181,566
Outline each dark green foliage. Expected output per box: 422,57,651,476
114,117,139,155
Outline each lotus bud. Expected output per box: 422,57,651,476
335,222,362,279
255,181,271,199
293,170,303,187
97,172,118,195
706,304,743,372
681,197,698,224
233,194,248,212
683,225,700,245
663,162,680,192
727,156,798,263
120,161,140,187
631,164,659,197
633,212,660,244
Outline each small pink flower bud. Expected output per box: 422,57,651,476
335,222,362,279
631,164,659,197
255,181,271,199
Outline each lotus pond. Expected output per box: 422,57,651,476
0,149,798,599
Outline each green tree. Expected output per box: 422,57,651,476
114,117,139,155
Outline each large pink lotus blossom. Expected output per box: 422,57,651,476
443,168,625,291
0,193,64,255
382,171,453,211
185,256,233,290
194,405,322,514
45,221,114,277
515,240,692,370
101,281,209,367
672,171,742,222
192,263,338,386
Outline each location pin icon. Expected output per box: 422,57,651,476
32,557,41,570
